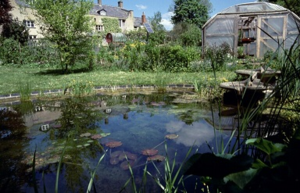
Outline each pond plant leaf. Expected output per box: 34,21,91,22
90,134,102,140
141,149,158,156
183,153,253,178
80,132,91,137
225,168,258,189
147,155,165,162
246,138,286,155
120,160,135,170
105,141,122,148
165,134,179,139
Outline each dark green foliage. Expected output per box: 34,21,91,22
31,0,95,73
159,45,200,72
204,43,232,72
101,18,122,37
0,38,28,65
98,42,200,72
0,38,61,66
125,28,147,42
172,0,209,28
1,18,29,45
268,0,300,16
183,134,300,192
148,30,166,45
184,153,254,178
172,22,202,46
0,0,12,25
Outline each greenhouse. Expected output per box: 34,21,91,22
202,2,300,58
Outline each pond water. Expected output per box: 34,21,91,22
0,92,231,192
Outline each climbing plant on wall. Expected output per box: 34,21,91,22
101,18,121,35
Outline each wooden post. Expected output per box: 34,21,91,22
256,16,261,58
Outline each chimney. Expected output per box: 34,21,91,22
142,12,146,24
98,0,102,5
118,1,123,8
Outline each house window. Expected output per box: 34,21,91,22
119,19,125,28
96,25,104,31
29,35,37,39
24,20,35,28
97,10,106,16
100,10,106,16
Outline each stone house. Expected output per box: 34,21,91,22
8,0,147,40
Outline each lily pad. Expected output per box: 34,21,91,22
141,149,158,156
80,133,91,137
165,134,179,140
147,155,165,162
101,132,111,137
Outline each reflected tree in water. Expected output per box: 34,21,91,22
0,109,30,192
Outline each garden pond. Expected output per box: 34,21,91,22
0,92,233,192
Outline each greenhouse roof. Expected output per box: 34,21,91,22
219,2,287,14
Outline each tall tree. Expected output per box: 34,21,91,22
266,0,300,16
148,11,165,31
171,0,209,28
0,0,12,25
169,0,212,14
30,0,95,73
147,11,166,44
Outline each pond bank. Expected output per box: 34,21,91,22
0,84,197,103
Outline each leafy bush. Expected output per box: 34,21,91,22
148,30,166,45
204,43,232,71
0,38,21,64
125,28,147,42
159,45,200,72
1,18,29,45
0,38,60,66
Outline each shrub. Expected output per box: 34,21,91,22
159,45,200,72
204,43,232,71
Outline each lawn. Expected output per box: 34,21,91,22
0,65,236,95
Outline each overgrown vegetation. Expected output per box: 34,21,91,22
29,0,95,73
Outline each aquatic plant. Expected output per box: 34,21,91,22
183,27,300,192
147,143,194,193
19,82,32,101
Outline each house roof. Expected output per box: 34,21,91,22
134,17,142,27
15,0,29,7
15,0,132,20
90,4,131,19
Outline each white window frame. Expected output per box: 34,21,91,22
95,25,104,31
29,35,37,39
119,19,125,28
24,20,35,28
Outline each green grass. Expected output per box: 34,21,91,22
0,65,236,95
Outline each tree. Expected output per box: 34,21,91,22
0,0,12,25
147,11,166,44
1,18,29,45
267,0,300,16
148,11,166,32
30,0,95,73
169,0,212,14
171,0,209,28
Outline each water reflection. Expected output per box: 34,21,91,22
0,108,30,192
165,120,215,147
0,93,224,192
